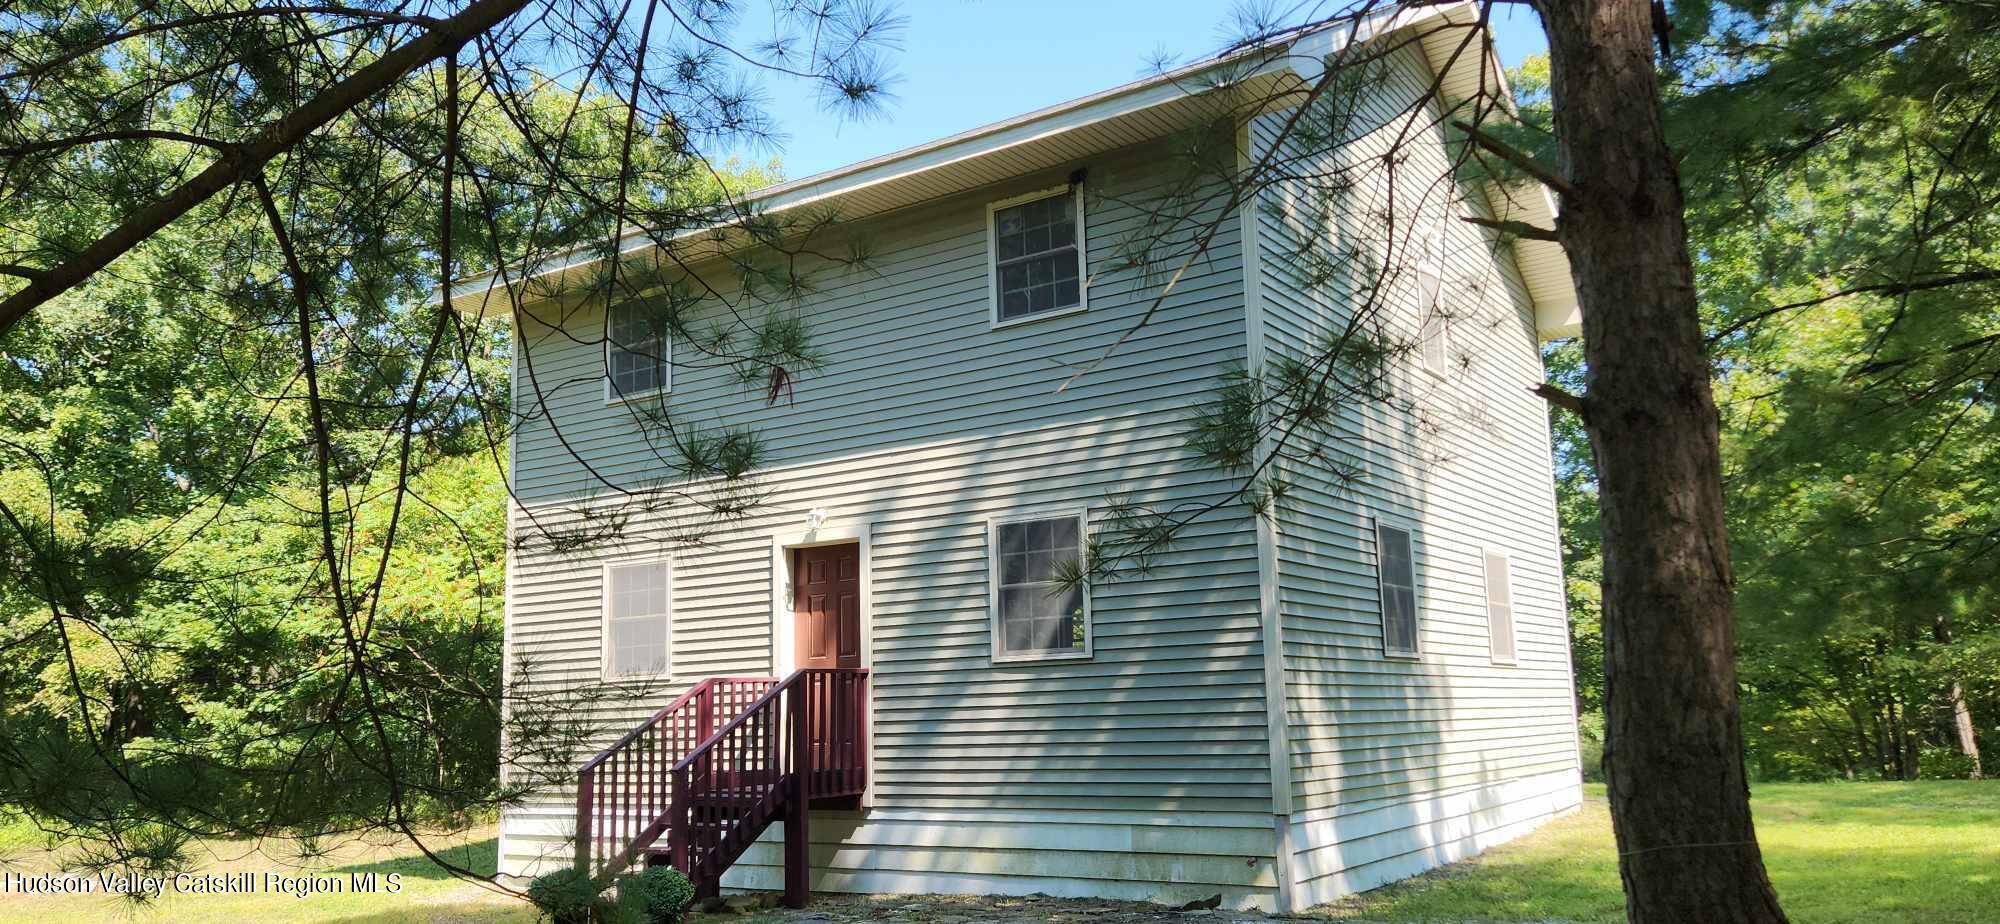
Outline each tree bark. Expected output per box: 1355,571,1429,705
1932,615,1983,778
1945,682,1982,779
1533,1,1788,921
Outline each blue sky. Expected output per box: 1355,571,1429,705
735,2,1549,179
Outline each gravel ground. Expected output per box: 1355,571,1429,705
690,892,1294,924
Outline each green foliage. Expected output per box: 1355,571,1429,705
1575,712,1605,784
1536,2,2000,781
527,868,609,924
626,865,695,924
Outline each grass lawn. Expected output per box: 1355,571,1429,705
0,782,1992,922
0,818,530,924
1322,781,2000,923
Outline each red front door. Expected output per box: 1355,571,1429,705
793,543,861,670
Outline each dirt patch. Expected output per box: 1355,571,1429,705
690,892,1294,924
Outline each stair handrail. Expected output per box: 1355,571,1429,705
574,675,778,877
664,668,870,887
666,672,798,776
578,675,778,775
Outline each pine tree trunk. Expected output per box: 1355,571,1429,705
1933,615,1983,778
1945,682,1982,779
1534,1,1788,921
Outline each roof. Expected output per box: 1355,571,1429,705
444,1,1580,339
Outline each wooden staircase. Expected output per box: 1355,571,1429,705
575,669,869,907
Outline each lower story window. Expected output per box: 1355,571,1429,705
1374,521,1420,656
990,512,1090,661
604,560,671,678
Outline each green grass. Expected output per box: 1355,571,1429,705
0,814,38,853
0,782,1990,922
1321,782,2000,923
0,824,530,924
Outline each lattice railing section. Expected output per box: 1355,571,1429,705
575,668,869,906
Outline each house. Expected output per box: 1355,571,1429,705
447,2,1584,913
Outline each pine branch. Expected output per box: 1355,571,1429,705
1452,118,1577,199
0,130,231,158
0,0,535,335
1462,215,1559,242
1709,268,2000,343
1531,382,1587,418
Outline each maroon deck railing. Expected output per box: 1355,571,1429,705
667,669,870,905
574,676,778,878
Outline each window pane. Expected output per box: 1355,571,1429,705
1003,610,1034,653
1049,517,1078,555
1485,552,1516,662
1029,614,1066,651
612,618,667,675
994,516,1088,656
1375,525,1418,654
607,562,670,675
993,192,1082,322
1000,550,1028,585
607,303,668,395
1383,587,1416,652
1050,203,1075,248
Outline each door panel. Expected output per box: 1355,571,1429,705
793,543,861,670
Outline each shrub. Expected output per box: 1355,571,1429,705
528,867,612,924
1576,712,1605,782
1921,746,1982,780
626,866,696,924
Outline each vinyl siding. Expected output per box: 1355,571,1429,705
1244,44,1582,906
501,137,1282,907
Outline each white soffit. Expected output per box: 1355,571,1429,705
445,1,1581,340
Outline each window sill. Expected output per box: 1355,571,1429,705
1382,649,1422,661
990,301,1087,331
990,649,1093,665
605,386,671,408
600,670,674,685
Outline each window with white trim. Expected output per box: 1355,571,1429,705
1415,224,1449,377
989,512,1090,660
1373,522,1420,656
1483,551,1518,664
603,560,671,678
989,186,1084,324
606,301,670,399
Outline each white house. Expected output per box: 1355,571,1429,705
450,2,1584,912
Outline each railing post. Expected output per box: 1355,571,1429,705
855,671,870,791
668,762,690,874
784,679,811,909
696,681,714,746
575,766,595,875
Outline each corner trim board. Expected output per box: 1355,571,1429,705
1239,119,1299,912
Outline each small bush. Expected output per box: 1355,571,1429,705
528,867,613,924
626,865,696,924
1576,712,1605,782
1921,746,1982,780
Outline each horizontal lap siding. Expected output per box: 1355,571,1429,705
1249,46,1581,903
502,140,1279,906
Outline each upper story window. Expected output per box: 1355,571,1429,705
603,560,672,679
606,301,670,401
1483,550,1518,664
989,184,1086,327
989,511,1092,662
1415,223,1449,377
1373,520,1421,657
